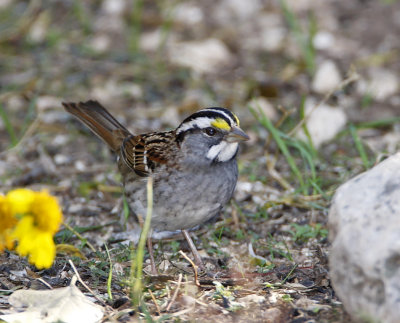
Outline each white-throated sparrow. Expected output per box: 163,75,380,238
62,100,248,271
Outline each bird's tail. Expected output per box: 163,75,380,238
62,100,131,151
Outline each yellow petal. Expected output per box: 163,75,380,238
31,191,63,233
0,195,17,251
27,232,56,269
0,231,14,252
13,219,56,269
6,189,35,215
13,216,35,257
6,190,63,269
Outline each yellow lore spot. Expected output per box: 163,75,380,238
232,113,240,126
211,118,231,130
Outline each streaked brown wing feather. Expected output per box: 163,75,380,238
120,131,176,177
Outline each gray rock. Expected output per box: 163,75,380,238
329,153,400,323
296,98,347,148
167,39,232,74
172,3,203,25
247,96,278,121
312,60,342,94
313,31,335,50
357,69,399,101
214,0,263,23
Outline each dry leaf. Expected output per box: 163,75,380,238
0,276,104,323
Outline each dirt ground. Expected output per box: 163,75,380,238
1,0,400,322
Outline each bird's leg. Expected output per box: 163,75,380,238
182,229,204,269
146,236,158,275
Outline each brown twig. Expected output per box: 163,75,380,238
230,206,240,230
179,250,200,286
69,259,108,307
288,70,359,137
266,155,294,191
148,288,161,315
37,277,53,289
166,273,183,312
147,237,158,275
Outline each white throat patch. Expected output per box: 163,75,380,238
206,142,238,162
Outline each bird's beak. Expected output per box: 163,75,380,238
226,125,250,142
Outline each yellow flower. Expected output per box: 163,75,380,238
13,216,56,269
6,188,35,216
1,189,63,269
30,190,63,234
0,195,17,251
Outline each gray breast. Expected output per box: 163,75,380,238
123,159,238,232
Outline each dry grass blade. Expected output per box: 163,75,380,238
266,155,294,191
179,250,200,286
288,70,360,137
166,273,183,312
37,278,53,289
68,260,108,307
148,289,161,315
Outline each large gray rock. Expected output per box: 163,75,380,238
329,153,400,323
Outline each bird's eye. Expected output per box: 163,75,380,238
204,127,216,136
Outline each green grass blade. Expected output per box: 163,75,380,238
287,139,317,194
349,123,370,169
299,96,317,156
250,106,306,194
0,103,18,147
355,117,400,129
309,180,329,200
122,195,130,222
19,97,37,138
128,0,144,54
279,0,315,74
72,0,91,34
131,176,153,307
104,243,113,301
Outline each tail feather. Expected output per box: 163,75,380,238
62,100,131,151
